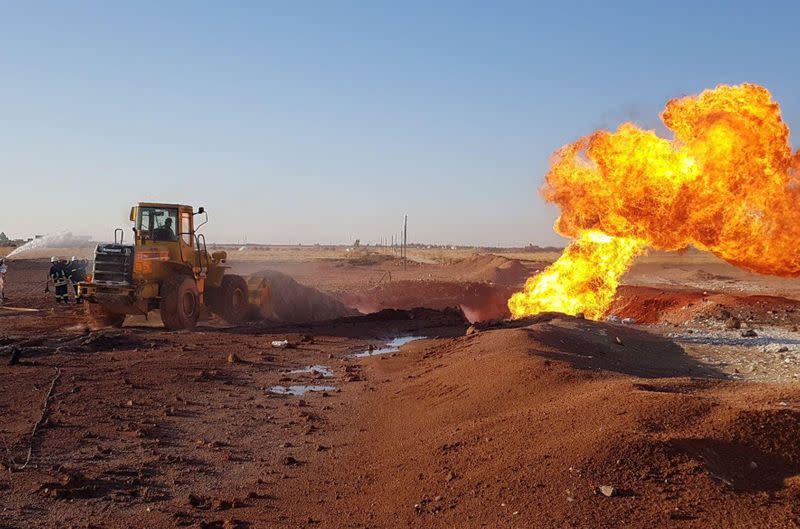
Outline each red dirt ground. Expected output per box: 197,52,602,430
340,279,517,323
290,318,800,528
2,256,800,528
609,285,800,326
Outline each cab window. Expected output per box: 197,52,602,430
180,211,192,245
136,207,178,241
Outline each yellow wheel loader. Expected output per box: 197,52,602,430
78,203,267,330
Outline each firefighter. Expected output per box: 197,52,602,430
45,257,70,304
0,258,7,303
67,256,87,304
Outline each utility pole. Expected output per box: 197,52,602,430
403,215,408,270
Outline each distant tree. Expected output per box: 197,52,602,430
0,232,8,244
353,239,361,248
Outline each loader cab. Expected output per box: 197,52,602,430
130,203,203,267
136,206,180,242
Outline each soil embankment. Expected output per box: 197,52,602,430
340,280,516,323
288,316,800,528
609,285,800,326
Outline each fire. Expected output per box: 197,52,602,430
510,83,800,319
509,231,646,319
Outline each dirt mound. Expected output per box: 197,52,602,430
307,317,800,527
249,269,359,323
333,306,467,326
339,280,516,323
339,251,398,267
446,254,531,285
608,285,800,325
517,315,721,378
693,269,736,282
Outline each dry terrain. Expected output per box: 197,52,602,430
1,247,800,528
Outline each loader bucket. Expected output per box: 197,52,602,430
246,276,274,319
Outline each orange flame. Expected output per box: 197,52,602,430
510,83,800,319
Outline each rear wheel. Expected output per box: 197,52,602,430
85,303,126,328
159,275,200,330
209,275,249,324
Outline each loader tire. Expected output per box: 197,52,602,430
159,275,200,330
217,275,249,324
85,303,126,329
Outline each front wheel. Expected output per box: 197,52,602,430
160,275,200,330
208,275,249,324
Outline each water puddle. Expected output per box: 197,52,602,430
289,365,334,378
268,385,336,396
351,335,427,358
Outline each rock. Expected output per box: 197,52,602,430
614,336,625,346
597,485,617,497
741,329,758,338
621,317,636,325
188,493,209,507
282,456,300,466
279,441,293,448
227,353,241,364
724,317,741,330
7,347,21,366
465,325,478,336
211,498,233,511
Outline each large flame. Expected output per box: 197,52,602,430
510,83,800,319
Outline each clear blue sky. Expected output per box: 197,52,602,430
1,0,798,246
